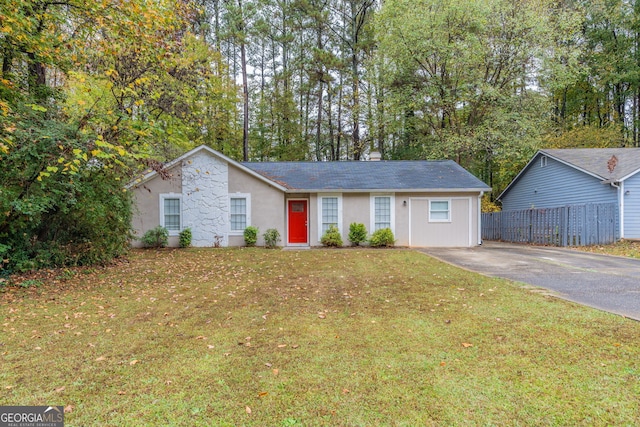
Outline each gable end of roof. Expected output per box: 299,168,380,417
127,145,288,191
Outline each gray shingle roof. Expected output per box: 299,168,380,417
243,160,490,191
541,148,640,181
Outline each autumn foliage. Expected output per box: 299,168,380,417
0,0,237,272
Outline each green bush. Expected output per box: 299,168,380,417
1,149,133,273
244,226,259,247
348,222,368,246
142,226,169,248
263,228,281,249
321,225,343,247
179,227,192,248
369,228,395,247
0,105,133,273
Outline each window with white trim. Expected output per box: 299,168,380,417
229,194,251,233
318,194,342,238
160,194,182,235
429,200,450,222
373,196,392,230
321,197,338,234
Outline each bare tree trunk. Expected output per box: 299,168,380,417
376,79,385,156
241,41,249,160
351,50,361,160
237,0,250,161
337,73,344,159
327,81,336,160
316,80,324,160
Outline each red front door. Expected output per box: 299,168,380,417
288,200,308,244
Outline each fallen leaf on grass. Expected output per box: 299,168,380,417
245,406,252,414
64,405,73,414
272,369,279,376
117,391,126,395
342,388,350,394
195,336,206,340
95,356,106,362
55,386,65,393
258,391,268,397
461,343,473,348
291,344,299,349
207,345,215,349
277,344,287,348
129,359,139,365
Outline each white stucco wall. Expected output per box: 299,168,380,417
181,150,229,246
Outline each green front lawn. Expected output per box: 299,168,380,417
1,249,639,426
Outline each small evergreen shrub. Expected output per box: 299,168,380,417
369,228,395,247
244,226,259,247
321,225,343,247
348,222,368,246
142,226,169,248
263,228,281,249
179,227,192,248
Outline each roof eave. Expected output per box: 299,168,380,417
284,187,490,193
540,149,610,181
617,167,640,182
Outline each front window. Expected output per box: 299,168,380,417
230,197,247,231
321,197,339,234
374,196,391,230
160,194,182,234
429,200,450,222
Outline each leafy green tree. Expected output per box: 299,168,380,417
0,106,132,271
551,0,640,146
0,0,238,272
376,0,581,194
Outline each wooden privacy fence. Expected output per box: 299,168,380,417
482,203,617,246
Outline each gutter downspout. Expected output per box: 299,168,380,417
610,181,623,239
478,191,484,245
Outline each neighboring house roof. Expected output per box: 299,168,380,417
498,148,640,200
542,148,640,181
243,160,491,192
128,145,490,193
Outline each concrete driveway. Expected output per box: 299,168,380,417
420,241,640,321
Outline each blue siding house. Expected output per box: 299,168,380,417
498,148,640,239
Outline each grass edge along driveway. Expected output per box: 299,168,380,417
1,248,639,426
